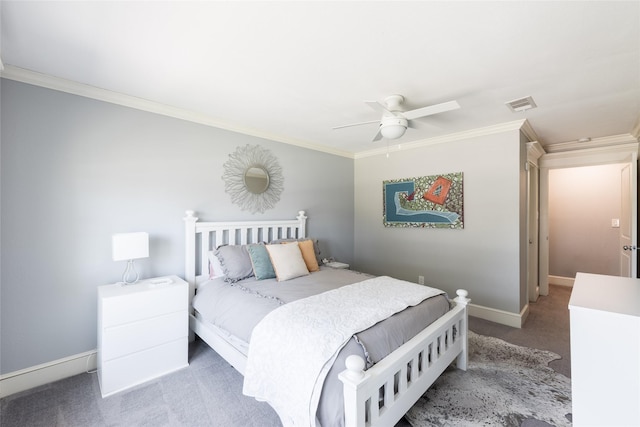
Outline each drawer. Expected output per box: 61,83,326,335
100,282,187,327
99,338,188,397
101,310,187,361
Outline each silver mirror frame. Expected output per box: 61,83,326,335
222,144,284,214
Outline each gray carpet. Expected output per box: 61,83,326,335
0,340,281,427
0,286,572,426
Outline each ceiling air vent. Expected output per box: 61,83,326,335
505,96,537,112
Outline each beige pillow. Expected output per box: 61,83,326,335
266,242,310,281
297,239,320,272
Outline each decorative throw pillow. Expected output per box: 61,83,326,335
215,245,254,283
247,244,276,280
271,237,322,265
208,251,225,279
266,241,310,281
296,239,320,272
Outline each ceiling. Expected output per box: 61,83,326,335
1,1,639,157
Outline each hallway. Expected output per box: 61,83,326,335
469,284,572,377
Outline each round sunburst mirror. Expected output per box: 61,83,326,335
222,145,284,213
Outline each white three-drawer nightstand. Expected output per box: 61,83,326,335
97,275,188,397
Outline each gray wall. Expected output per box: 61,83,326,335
0,79,354,374
353,130,526,314
548,164,623,278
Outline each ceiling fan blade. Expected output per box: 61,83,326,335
402,100,460,120
365,101,396,116
372,126,383,142
332,119,380,130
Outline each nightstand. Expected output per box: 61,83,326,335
97,275,188,397
325,261,350,269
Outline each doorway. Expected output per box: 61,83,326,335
538,143,638,295
548,164,627,281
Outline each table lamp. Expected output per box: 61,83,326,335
112,232,149,284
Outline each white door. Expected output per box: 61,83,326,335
620,163,636,277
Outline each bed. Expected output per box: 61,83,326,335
184,210,470,427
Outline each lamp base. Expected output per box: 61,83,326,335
122,259,140,285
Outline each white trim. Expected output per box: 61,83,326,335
468,302,529,329
545,134,638,154
548,275,575,287
519,119,540,143
631,116,640,139
540,140,638,171
355,119,528,159
0,65,354,159
526,141,545,166
0,350,97,398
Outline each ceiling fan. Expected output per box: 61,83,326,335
333,95,460,141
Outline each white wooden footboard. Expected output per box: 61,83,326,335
339,290,470,427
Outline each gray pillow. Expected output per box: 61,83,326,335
215,245,254,283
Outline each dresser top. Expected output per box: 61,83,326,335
99,275,186,298
569,272,640,317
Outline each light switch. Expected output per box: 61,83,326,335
612,218,620,228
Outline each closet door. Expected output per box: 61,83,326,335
619,162,636,277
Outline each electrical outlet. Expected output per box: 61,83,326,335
418,275,425,285
612,218,620,228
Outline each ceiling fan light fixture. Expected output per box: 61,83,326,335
380,118,408,140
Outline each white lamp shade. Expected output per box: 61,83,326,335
112,232,149,261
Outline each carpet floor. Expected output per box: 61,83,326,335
0,285,572,426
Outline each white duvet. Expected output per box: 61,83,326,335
242,276,444,427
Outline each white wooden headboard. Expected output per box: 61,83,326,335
183,210,307,289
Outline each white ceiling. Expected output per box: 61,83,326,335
2,1,639,157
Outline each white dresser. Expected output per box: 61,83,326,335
569,272,640,426
97,275,188,397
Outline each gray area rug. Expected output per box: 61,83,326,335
405,331,572,427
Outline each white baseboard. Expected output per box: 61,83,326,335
549,275,575,287
468,302,529,328
0,350,97,398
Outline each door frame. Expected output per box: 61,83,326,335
526,142,544,302
539,140,639,295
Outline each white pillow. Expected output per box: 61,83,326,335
208,251,224,278
266,241,310,281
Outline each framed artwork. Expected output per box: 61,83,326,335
383,172,463,228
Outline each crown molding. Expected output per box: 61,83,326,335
540,140,639,169
544,133,639,154
0,65,355,159
519,119,540,143
354,120,527,159
526,141,546,166
631,115,640,139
